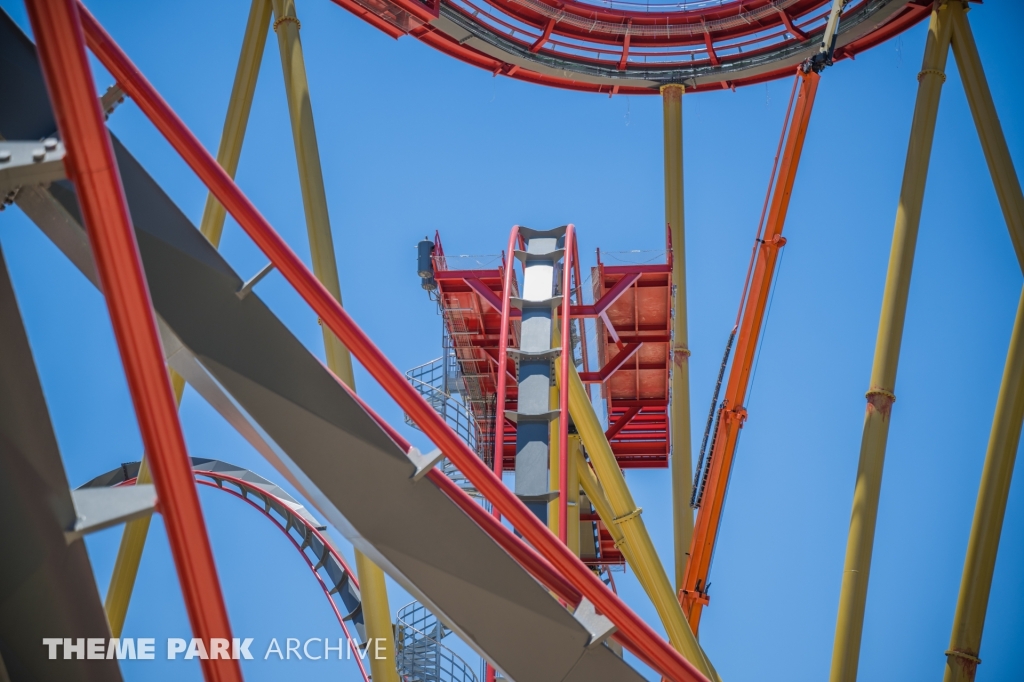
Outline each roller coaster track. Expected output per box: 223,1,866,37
81,459,372,681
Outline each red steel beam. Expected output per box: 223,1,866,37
26,3,241,681
681,68,819,632
777,7,807,41
78,11,707,680
530,17,555,53
492,226,520,520
579,342,642,383
605,406,641,440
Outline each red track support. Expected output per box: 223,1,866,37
78,9,707,679
25,3,241,681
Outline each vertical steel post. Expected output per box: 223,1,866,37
942,5,1024,680
24,2,242,680
829,5,953,681
662,83,694,593
269,1,397,678
104,0,272,637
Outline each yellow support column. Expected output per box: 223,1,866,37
949,3,1024,272
942,5,1024,680
567,434,581,557
829,5,952,681
270,1,397,678
549,385,561,537
103,0,272,637
943,285,1024,681
662,83,695,593
557,353,718,681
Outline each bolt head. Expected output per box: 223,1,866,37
32,148,46,162
44,138,58,151
0,150,10,163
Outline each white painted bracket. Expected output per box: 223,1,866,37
573,597,617,648
406,447,445,482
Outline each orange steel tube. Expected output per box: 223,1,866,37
79,10,707,680
558,225,576,545
681,68,819,632
26,3,241,681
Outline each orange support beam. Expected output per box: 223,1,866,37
681,68,820,632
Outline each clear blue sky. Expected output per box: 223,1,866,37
1,1,1022,680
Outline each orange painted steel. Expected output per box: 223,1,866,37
78,8,708,680
681,68,819,632
24,2,242,681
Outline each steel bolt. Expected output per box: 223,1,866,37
0,150,10,163
32,148,46,162
44,138,58,151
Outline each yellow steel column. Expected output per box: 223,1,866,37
270,1,397,678
103,0,272,637
557,353,718,681
567,434,581,556
943,285,1024,681
662,83,694,593
949,3,1024,272
829,5,952,681
549,384,561,536
942,5,1024,679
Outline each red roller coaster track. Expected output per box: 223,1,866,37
328,0,932,94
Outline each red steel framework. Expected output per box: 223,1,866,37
24,2,242,681
433,224,674,568
68,4,710,679
324,0,932,94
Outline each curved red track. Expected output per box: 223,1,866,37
330,0,932,94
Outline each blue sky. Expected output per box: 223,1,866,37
1,1,1022,680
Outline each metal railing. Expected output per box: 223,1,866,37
396,601,478,682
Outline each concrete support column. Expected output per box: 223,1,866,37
829,5,952,681
662,83,694,594
270,1,397,679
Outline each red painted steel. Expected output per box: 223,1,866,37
78,11,707,680
493,225,520,521
592,254,673,468
27,4,241,681
681,69,820,632
361,0,931,95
